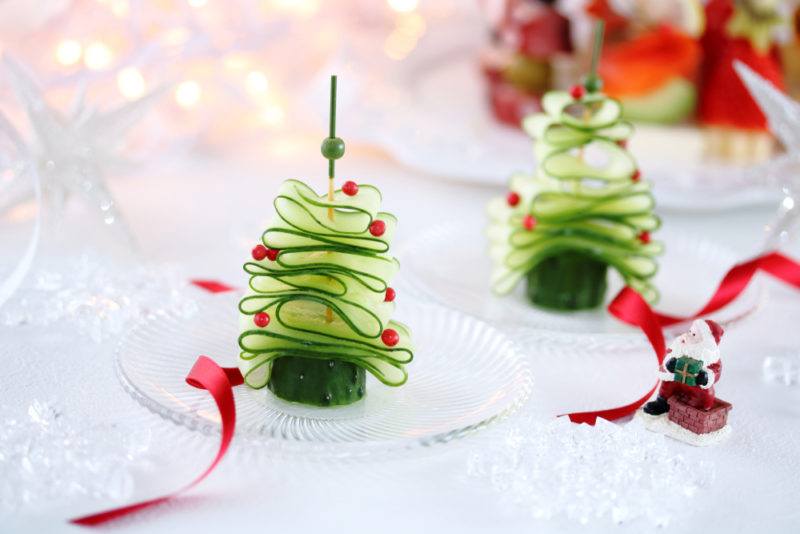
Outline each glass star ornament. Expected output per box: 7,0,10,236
735,60,800,251
1,55,163,247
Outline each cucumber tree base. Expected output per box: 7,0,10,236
526,253,608,310
267,356,366,406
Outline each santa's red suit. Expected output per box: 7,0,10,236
645,319,724,415
658,360,721,410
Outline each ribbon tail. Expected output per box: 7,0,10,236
560,288,666,426
70,356,243,527
190,279,237,294
563,382,659,425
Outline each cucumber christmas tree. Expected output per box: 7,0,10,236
488,22,662,310
237,76,413,406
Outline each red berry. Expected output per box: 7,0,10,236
617,139,628,148
381,328,399,347
253,312,270,327
369,220,386,237
632,169,641,182
385,287,396,302
265,248,280,261
569,85,585,100
506,191,520,207
252,244,268,261
638,231,651,244
523,214,537,231
342,181,359,196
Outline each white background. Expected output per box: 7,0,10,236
2,134,800,533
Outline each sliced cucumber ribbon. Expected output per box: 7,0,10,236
239,179,413,389
490,90,662,302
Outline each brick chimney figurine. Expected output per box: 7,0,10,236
640,319,733,446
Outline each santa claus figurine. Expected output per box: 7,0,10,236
643,319,724,415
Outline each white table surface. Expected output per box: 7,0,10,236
2,136,800,534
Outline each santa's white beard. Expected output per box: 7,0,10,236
669,337,720,365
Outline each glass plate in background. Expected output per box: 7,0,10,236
397,218,764,349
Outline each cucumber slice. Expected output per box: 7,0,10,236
531,191,655,222
560,96,623,130
542,140,636,183
542,91,623,130
541,121,633,147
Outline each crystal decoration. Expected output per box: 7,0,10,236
0,55,162,246
1,254,199,343
734,61,800,250
762,350,800,386
0,400,151,513
0,109,42,309
467,416,714,527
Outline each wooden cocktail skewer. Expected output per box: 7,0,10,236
577,21,605,191
321,75,345,323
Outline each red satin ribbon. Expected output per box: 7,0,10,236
566,251,800,425
72,252,800,525
70,356,244,526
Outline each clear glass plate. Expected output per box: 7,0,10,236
116,295,533,457
398,218,764,349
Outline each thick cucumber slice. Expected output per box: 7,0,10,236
268,356,366,406
526,252,608,310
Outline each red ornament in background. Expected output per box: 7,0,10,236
381,328,399,347
523,214,536,231
385,287,396,302
585,0,628,36
369,220,386,237
698,0,784,130
507,191,521,206
265,248,280,261
480,0,572,128
342,181,359,196
252,244,268,261
253,312,270,327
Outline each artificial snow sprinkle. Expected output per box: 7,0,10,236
467,416,714,527
0,400,151,513
1,255,198,343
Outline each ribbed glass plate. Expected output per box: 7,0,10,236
398,219,764,349
116,296,532,457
